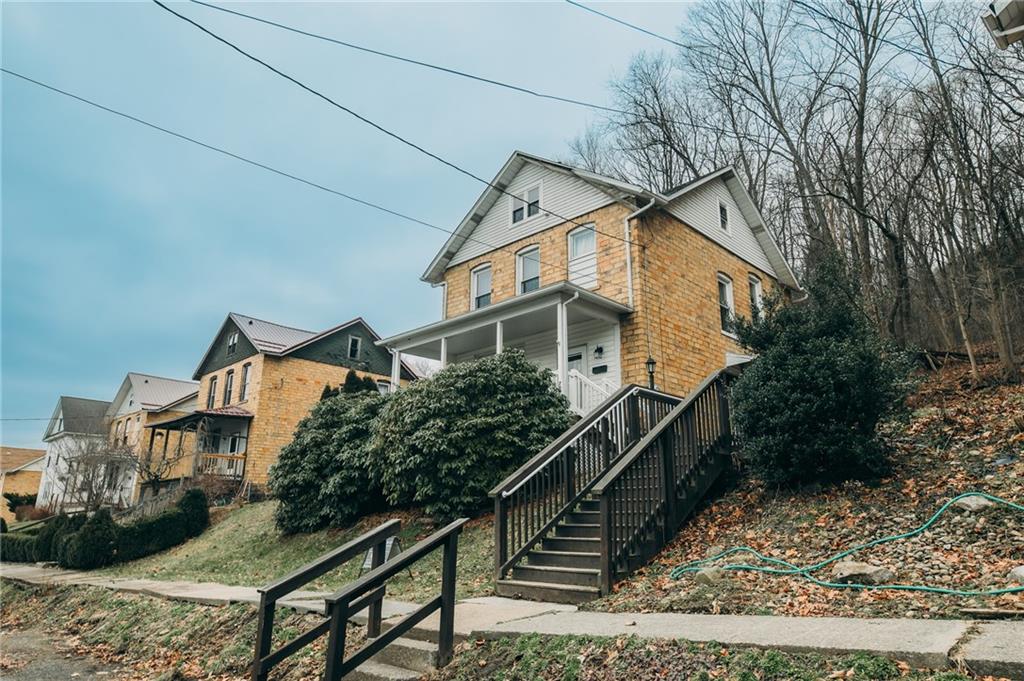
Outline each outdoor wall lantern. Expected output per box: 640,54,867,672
593,345,604,359
645,356,657,389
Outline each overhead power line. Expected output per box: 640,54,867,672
152,0,636,248
185,0,942,156
1,68,634,298
564,0,689,49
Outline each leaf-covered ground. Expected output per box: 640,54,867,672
434,634,990,681
586,362,1024,618
99,502,495,603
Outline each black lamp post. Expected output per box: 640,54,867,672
645,356,657,389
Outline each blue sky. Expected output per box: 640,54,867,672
2,1,686,447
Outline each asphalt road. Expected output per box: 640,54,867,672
0,629,122,680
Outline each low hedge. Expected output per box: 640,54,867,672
0,533,36,561
1,489,210,569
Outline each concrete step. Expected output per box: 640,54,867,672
526,549,600,569
495,578,601,605
542,536,600,553
347,660,420,681
369,636,437,673
512,564,600,587
554,523,600,538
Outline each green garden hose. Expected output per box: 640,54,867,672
670,492,1024,596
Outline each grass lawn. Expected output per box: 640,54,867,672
586,361,1024,619
98,502,495,603
434,633,978,681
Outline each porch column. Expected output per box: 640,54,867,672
439,337,448,368
556,301,568,394
495,321,504,354
390,350,401,393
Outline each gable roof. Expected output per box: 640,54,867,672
107,373,199,417
421,151,799,291
0,447,46,474
193,313,417,380
44,396,111,440
422,150,658,284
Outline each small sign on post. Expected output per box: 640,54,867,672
360,536,401,574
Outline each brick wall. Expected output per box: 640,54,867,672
623,209,778,395
442,203,634,318
0,469,42,524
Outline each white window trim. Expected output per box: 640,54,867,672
748,274,763,320
510,182,543,227
347,335,362,360
515,245,541,296
470,263,493,310
567,224,597,259
719,201,730,234
227,331,239,356
717,273,737,339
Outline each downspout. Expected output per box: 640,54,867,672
624,198,656,309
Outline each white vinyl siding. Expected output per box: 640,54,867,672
568,225,598,289
449,162,617,266
665,177,776,276
451,318,621,390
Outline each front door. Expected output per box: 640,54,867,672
567,345,587,375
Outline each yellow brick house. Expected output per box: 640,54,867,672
148,314,415,488
379,151,800,415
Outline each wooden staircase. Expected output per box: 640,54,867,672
491,367,741,604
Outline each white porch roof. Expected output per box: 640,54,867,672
377,282,631,359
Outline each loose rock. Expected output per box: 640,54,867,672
694,567,730,585
831,561,896,585
1009,566,1024,585
954,496,995,512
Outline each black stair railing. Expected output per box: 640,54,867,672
252,519,400,681
251,517,466,681
490,385,680,581
591,367,740,594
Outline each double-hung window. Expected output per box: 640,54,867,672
516,247,541,294
239,363,251,401
471,264,492,309
223,370,234,405
207,376,218,409
568,225,597,289
717,273,735,335
748,275,763,322
347,335,362,360
511,186,541,224
227,331,238,356
719,202,729,233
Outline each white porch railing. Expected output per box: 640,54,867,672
567,369,613,415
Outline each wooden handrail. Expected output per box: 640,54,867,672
252,519,400,681
592,368,734,494
323,518,468,681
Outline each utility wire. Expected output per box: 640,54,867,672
186,0,942,156
153,0,636,248
564,0,688,49
1,67,635,298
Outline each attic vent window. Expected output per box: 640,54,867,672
512,186,541,224
719,202,729,232
227,331,239,356
347,335,362,360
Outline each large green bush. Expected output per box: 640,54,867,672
60,508,118,569
34,513,87,562
269,392,388,534
730,257,911,487
372,350,573,521
178,488,210,538
116,508,190,562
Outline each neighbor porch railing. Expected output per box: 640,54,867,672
490,384,680,581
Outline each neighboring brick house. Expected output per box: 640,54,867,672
0,446,45,524
105,372,198,502
147,314,415,487
379,150,799,414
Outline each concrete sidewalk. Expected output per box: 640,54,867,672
3,562,1022,679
